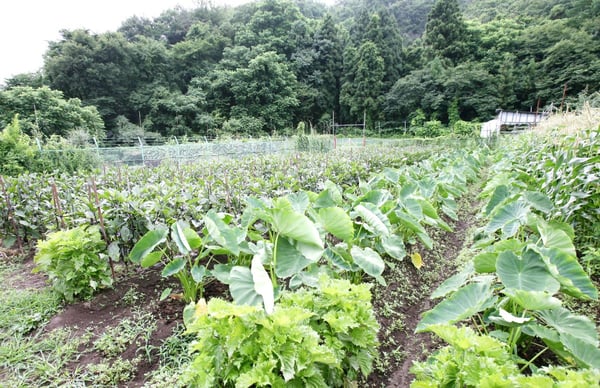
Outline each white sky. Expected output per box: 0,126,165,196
0,0,261,84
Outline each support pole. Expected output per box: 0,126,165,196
363,111,366,147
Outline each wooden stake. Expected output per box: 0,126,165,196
51,181,66,230
91,177,116,280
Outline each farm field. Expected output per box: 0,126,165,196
1,122,599,387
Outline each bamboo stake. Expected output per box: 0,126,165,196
91,177,116,280
51,180,66,230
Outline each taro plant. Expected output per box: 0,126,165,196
182,276,379,387
416,154,600,378
411,324,600,387
33,225,112,302
129,221,209,303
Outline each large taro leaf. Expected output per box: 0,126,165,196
381,234,407,260
171,221,192,255
129,227,168,264
430,262,474,299
229,266,263,308
251,256,274,314
204,210,243,257
560,333,600,369
538,220,576,257
503,289,562,311
485,199,530,238
350,246,385,281
318,207,354,242
271,208,323,256
522,191,553,214
286,191,309,214
416,280,496,332
275,236,312,278
473,252,498,273
535,246,598,300
484,185,511,216
353,203,391,237
162,257,186,277
537,307,599,346
496,250,560,293
394,210,433,249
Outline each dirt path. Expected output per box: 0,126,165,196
366,194,483,387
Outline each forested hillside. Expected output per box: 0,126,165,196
1,0,599,141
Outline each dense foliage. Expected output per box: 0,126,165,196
2,0,597,139
182,276,379,387
0,116,100,177
414,124,600,385
33,225,113,301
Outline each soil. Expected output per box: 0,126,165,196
365,196,483,387
2,195,483,388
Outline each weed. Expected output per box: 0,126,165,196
84,356,140,385
120,286,144,306
93,309,156,357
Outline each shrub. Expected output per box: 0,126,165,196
33,225,112,301
183,276,379,387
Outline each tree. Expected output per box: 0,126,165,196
423,0,470,64
171,21,230,88
230,51,299,134
0,86,104,139
340,41,385,127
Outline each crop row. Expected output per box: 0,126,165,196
0,141,455,249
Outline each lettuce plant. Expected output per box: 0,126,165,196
33,225,112,301
182,276,379,387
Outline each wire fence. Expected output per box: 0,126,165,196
37,135,465,167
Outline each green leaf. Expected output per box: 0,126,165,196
141,251,162,268
536,247,598,300
381,234,406,260
229,266,263,307
503,289,562,311
159,287,172,301
496,250,560,293
251,256,274,314
183,227,202,249
473,252,497,273
318,207,354,242
172,221,192,255
287,191,309,214
485,200,530,238
431,263,474,299
211,263,233,284
537,307,598,346
275,237,312,278
538,221,576,257
129,228,168,264
271,208,323,249
561,333,600,369
416,280,496,332
204,210,242,257
354,203,391,237
107,241,120,262
523,191,553,214
313,189,337,208
191,264,206,283
351,246,385,278
162,258,186,277
485,185,510,216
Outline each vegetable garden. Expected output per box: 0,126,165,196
1,119,599,387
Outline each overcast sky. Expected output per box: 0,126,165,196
0,0,273,84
